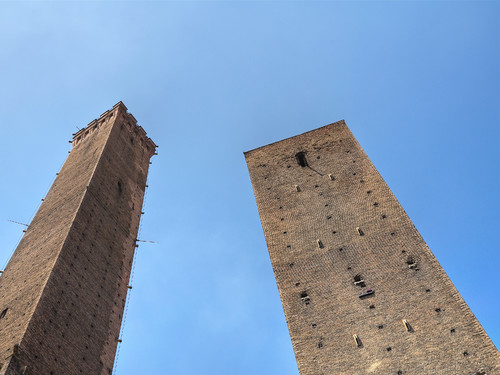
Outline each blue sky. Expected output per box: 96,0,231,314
0,1,498,374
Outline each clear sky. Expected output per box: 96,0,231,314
0,1,498,374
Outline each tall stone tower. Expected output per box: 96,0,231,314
245,121,499,374
0,102,156,375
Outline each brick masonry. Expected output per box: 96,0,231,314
245,121,500,374
0,102,156,375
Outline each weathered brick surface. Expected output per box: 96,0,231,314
0,102,156,375
245,121,500,374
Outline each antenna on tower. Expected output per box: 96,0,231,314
135,239,158,244
7,219,29,227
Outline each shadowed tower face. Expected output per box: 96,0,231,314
0,102,156,375
245,121,499,375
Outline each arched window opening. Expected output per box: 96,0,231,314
295,152,308,167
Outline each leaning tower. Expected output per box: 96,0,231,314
245,121,499,374
0,102,156,374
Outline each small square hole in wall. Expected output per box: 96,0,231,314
426,289,431,293
435,308,441,313
369,304,375,309
386,347,392,352
450,328,456,333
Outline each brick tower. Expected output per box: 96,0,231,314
245,121,499,374
0,102,156,375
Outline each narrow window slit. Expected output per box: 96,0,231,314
402,319,412,332
353,334,362,347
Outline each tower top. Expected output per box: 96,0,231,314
244,119,346,156
72,101,157,157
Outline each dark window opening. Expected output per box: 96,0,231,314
354,277,366,287
0,308,8,319
435,308,441,313
317,342,323,348
450,328,456,333
312,323,317,328
117,181,123,194
130,137,134,145
295,152,308,167
386,347,392,352
369,304,375,309
463,351,469,356
300,291,310,305
407,257,418,269
378,324,384,329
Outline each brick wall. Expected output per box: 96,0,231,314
245,121,499,374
